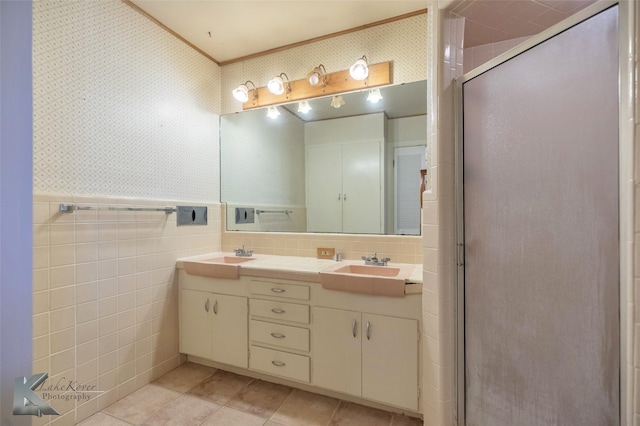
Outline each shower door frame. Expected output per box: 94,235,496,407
453,0,633,424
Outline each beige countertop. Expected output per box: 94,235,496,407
176,253,423,294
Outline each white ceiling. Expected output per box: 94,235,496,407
129,0,429,63
129,0,596,63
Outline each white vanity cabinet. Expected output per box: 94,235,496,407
179,289,248,368
312,306,419,411
177,262,422,416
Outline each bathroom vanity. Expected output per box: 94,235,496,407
176,253,423,416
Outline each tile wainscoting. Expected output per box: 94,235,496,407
32,193,221,426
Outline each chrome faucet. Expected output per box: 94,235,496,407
234,245,253,257
362,253,390,266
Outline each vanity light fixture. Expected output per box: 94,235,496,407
349,55,369,81
366,88,383,103
267,106,281,119
330,95,345,109
297,100,312,114
307,64,327,87
236,60,391,110
267,73,291,96
232,81,257,103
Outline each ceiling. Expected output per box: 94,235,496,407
129,0,596,63
452,0,597,47
129,1,429,63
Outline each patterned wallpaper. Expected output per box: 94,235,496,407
220,13,428,114
32,1,426,201
32,0,221,201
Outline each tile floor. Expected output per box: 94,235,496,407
79,362,423,426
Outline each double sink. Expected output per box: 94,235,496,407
181,254,417,297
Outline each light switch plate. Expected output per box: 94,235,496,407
317,247,335,259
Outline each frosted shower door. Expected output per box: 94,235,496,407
462,6,619,426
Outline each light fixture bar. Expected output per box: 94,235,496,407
240,61,392,110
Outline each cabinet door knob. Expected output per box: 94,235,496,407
204,298,210,312
213,300,218,315
344,194,347,201
366,321,371,340
271,360,286,367
338,193,341,200
352,319,357,338
271,308,285,314
270,288,286,293
270,332,286,339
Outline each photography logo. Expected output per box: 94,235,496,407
13,373,59,417
14,372,102,417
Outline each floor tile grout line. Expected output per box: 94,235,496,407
267,386,296,424
327,399,344,425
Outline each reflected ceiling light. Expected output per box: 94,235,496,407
330,95,345,109
232,80,257,103
267,106,280,119
297,100,312,114
366,88,383,103
307,64,327,87
349,55,369,81
267,73,291,96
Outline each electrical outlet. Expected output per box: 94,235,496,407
316,247,336,259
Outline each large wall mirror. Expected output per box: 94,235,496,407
220,80,427,235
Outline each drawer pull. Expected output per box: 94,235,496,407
270,288,286,293
271,308,286,314
366,321,371,340
204,298,210,313
271,360,286,367
352,319,357,338
270,332,286,339
213,300,218,315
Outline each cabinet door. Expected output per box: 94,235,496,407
211,293,248,368
342,141,382,234
306,144,343,232
362,313,419,410
312,307,361,396
179,289,213,359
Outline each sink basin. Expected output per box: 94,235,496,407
333,264,401,277
183,255,256,279
319,263,415,297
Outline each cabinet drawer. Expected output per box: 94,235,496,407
250,299,309,324
250,320,309,352
250,280,310,301
250,345,310,383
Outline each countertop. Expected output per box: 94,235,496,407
176,253,423,294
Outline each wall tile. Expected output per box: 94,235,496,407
50,307,75,333
50,266,75,289
76,282,98,304
50,286,75,310
50,328,75,354
76,243,98,263
50,245,75,267
50,224,75,246
77,320,98,346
